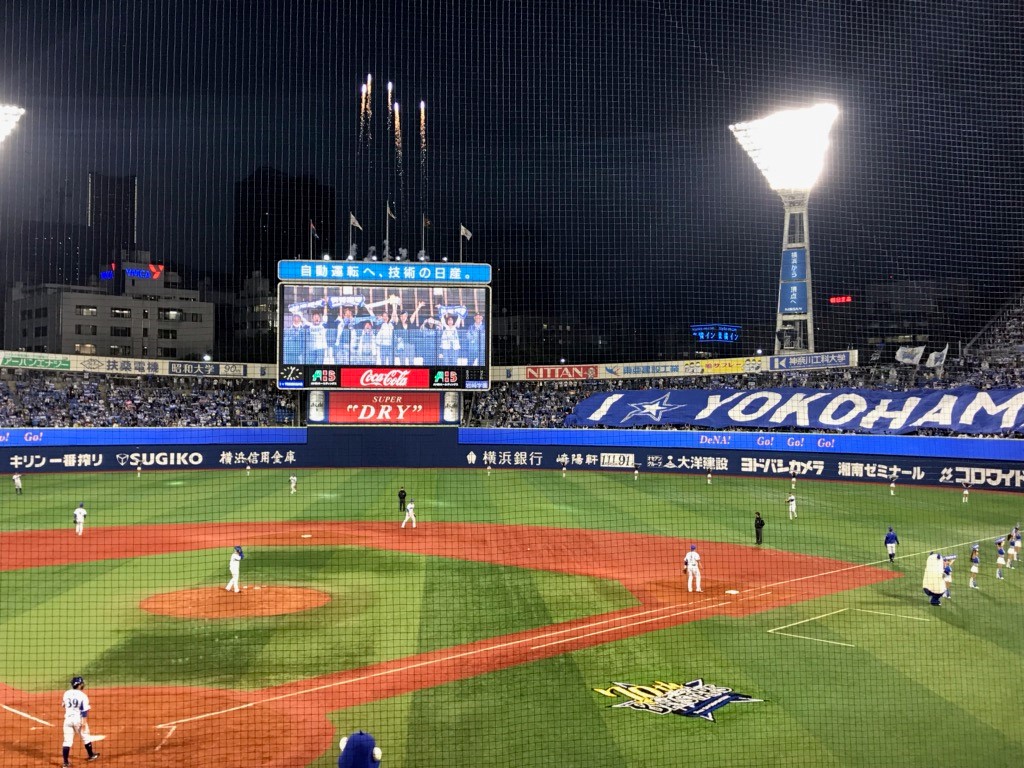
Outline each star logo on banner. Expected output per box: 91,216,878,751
620,393,685,424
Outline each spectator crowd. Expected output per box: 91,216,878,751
0,371,295,428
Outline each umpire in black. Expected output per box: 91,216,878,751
754,512,765,545
398,486,407,512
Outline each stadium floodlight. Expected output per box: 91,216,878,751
0,104,26,145
729,102,839,354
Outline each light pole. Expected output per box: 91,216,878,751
729,103,839,354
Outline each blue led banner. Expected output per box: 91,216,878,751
565,386,1024,436
278,261,491,284
780,248,807,281
778,281,808,314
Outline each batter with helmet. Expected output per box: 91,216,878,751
61,676,99,766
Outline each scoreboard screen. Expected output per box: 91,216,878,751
277,282,491,391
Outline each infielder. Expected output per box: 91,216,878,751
884,527,899,563
787,493,797,520
61,676,99,766
401,499,417,529
289,475,298,494
683,544,702,593
73,503,87,536
12,472,23,494
225,545,244,592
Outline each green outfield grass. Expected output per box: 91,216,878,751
2,467,1022,767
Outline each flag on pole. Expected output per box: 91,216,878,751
309,220,320,239
460,224,473,240
895,345,925,365
387,202,396,220
349,212,363,230
925,344,949,368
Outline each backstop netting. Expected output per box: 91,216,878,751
0,2,1022,768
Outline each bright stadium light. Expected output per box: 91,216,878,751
0,104,26,144
730,102,839,354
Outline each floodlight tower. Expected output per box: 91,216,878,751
729,103,839,354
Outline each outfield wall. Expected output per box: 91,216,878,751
2,426,1024,491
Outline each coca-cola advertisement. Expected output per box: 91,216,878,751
341,367,432,389
323,391,453,424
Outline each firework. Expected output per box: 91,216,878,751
386,81,394,134
394,101,404,180
419,100,427,173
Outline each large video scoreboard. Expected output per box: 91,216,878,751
276,261,491,391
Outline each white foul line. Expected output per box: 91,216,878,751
1,704,52,727
156,598,719,729
530,601,731,650
748,534,1007,593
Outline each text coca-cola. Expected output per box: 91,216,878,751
341,367,431,389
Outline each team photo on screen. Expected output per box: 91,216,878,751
279,283,489,368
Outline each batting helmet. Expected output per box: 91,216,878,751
71,676,84,689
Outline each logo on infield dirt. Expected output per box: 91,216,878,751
593,679,762,721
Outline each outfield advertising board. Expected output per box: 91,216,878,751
501,351,858,382
2,426,1024,491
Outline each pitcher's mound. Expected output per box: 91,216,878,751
140,586,331,618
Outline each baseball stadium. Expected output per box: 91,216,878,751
1,3,1023,768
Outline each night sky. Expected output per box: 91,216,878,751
0,0,1021,361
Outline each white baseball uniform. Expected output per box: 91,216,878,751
890,481,896,496
683,549,702,592
226,551,242,592
402,501,417,528
12,473,23,493
73,505,87,536
787,495,797,520
289,475,298,494
61,687,92,750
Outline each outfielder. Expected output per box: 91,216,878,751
401,499,417,529
787,493,797,520
61,676,99,766
225,545,244,592
12,472,23,494
683,544,702,593
289,475,298,494
73,503,87,536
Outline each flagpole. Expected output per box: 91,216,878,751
349,220,353,254
385,203,389,254
309,221,313,260
421,214,425,255
459,227,463,263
